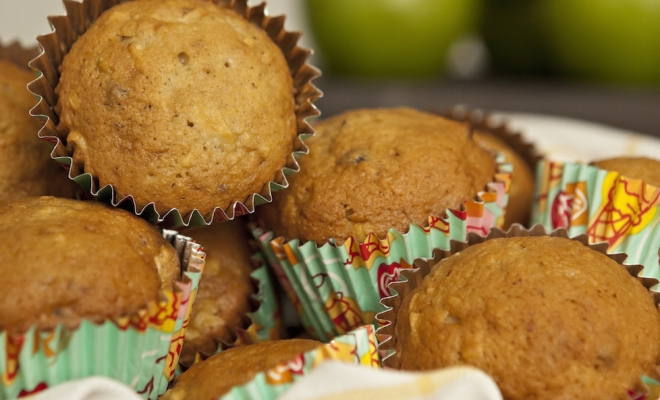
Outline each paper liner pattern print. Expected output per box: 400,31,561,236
0,231,205,400
376,226,660,398
221,325,380,400
28,0,322,228
252,155,512,342
532,160,660,283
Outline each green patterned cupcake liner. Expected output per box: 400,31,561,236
377,226,660,398
220,325,380,400
27,0,322,228
0,230,205,400
532,160,660,284
251,154,512,342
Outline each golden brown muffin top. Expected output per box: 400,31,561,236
396,236,660,400
593,157,660,188
179,219,254,363
163,339,321,399
0,60,77,204
257,108,496,244
0,197,180,332
55,0,296,216
474,130,534,228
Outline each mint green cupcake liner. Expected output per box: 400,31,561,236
0,230,205,399
532,160,660,284
221,325,380,400
377,226,660,398
27,0,321,228
251,154,512,342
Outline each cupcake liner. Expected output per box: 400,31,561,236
178,250,281,370
250,153,512,342
27,0,322,228
531,160,660,283
441,106,542,175
220,325,380,400
441,106,543,228
0,42,39,70
376,225,660,398
0,230,206,400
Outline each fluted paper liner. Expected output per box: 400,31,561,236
0,230,206,400
219,325,380,400
178,250,281,370
251,153,512,342
532,160,660,284
376,225,660,399
28,0,322,227
442,106,543,227
442,106,542,177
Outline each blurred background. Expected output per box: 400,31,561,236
2,0,660,136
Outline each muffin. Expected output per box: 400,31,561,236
179,219,256,365
163,339,320,399
37,0,321,222
593,156,660,187
0,196,180,332
0,57,77,205
394,234,660,399
257,107,497,244
474,130,534,228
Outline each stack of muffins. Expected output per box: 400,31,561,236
3,0,660,398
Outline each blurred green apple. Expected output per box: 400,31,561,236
538,0,660,85
305,0,482,78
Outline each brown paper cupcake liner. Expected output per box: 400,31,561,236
376,224,660,370
178,246,281,370
441,106,543,227
441,106,542,173
27,0,322,227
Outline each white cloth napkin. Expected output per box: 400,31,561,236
23,377,141,400
280,362,503,400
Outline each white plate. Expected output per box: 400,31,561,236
497,112,660,163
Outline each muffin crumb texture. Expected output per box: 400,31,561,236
0,197,180,332
593,157,660,188
396,236,660,400
0,60,77,204
163,339,320,399
179,220,254,363
257,108,496,243
55,0,296,215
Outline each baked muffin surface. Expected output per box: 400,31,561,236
180,219,254,363
396,236,660,399
55,0,296,215
593,157,660,188
0,197,180,332
163,339,320,399
257,108,496,243
0,60,77,205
